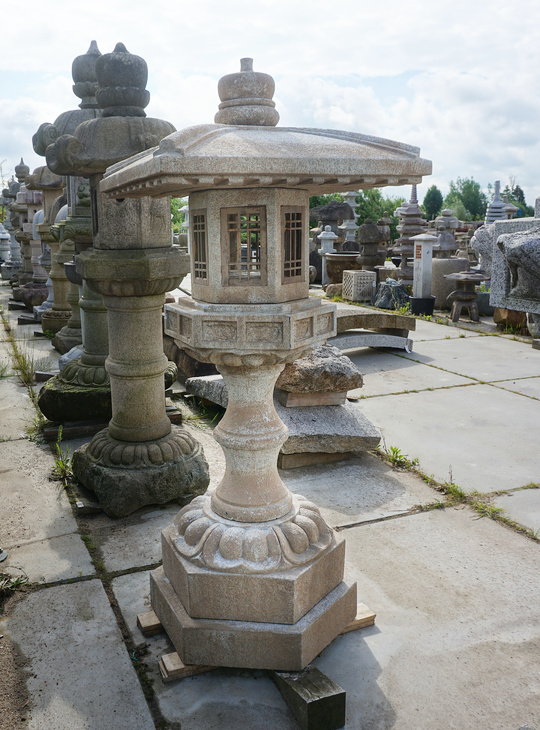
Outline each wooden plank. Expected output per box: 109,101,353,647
159,652,216,683
271,665,346,730
339,603,376,634
136,610,163,637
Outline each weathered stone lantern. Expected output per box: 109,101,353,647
100,58,431,670
356,218,387,271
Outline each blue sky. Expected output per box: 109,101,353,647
2,0,539,212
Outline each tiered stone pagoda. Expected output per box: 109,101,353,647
99,58,431,670
393,185,427,284
485,181,507,223
0,177,23,280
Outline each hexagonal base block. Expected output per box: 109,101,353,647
150,565,357,671
162,524,346,624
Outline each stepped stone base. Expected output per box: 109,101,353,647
150,565,357,671
19,282,48,310
185,374,381,455
161,525,347,624
52,326,83,354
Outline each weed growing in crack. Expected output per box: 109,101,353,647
0,569,29,597
51,426,73,486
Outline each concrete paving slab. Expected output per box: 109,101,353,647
0,439,80,545
283,452,436,528
2,580,155,730
400,335,540,381
112,570,298,729
494,488,540,533
490,375,540,400
3,533,95,583
0,377,35,440
89,504,180,573
359,384,540,493
411,318,480,341
315,508,540,729
346,349,475,398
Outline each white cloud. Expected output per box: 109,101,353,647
1,0,539,209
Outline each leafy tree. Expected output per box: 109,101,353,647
309,193,343,209
501,183,534,217
444,177,487,221
353,189,405,241
422,185,443,220
170,197,188,233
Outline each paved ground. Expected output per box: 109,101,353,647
1,282,539,730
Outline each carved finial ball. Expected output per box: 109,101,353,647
15,158,30,182
95,43,150,117
215,58,279,127
72,41,102,108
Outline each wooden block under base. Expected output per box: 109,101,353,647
137,610,163,637
271,665,346,730
158,652,216,683
340,603,376,634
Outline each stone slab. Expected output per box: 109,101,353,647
328,331,413,351
0,439,81,544
185,375,381,454
411,318,481,340
85,503,181,573
2,533,95,583
359,384,540,493
112,570,299,729
489,375,540,399
400,334,540,381
493,488,540,532
314,508,540,730
2,580,155,730
345,349,475,398
0,376,35,440
150,566,357,670
335,303,416,332
284,452,436,528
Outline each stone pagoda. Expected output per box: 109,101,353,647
485,181,507,223
99,58,431,670
393,185,427,284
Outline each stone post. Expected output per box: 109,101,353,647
411,233,437,298
317,225,338,287
0,224,10,264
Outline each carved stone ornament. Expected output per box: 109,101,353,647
171,493,334,574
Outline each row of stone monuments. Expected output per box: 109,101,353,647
2,44,435,673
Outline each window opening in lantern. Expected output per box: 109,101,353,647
192,210,208,281
222,206,267,286
282,207,304,282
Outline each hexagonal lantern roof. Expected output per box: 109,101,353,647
100,60,432,200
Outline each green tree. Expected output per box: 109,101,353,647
422,185,443,220
354,189,405,241
309,193,343,209
170,197,187,233
444,177,487,220
501,183,534,217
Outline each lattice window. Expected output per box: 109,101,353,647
282,206,304,282
192,209,208,281
221,207,267,286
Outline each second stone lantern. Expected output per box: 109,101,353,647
100,58,432,670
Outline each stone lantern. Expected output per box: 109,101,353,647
0,223,10,264
1,177,23,281
99,58,431,670
356,218,386,271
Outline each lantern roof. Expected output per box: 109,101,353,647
100,58,431,199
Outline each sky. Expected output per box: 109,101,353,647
2,0,539,210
